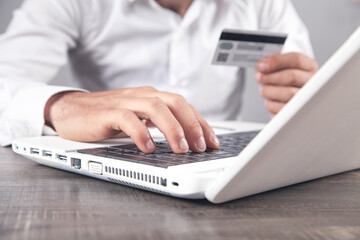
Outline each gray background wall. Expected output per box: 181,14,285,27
1,0,360,123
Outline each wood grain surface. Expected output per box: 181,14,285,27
0,147,359,240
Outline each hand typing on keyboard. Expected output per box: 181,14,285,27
77,131,259,168
44,87,220,154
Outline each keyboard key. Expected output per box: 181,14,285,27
77,131,260,168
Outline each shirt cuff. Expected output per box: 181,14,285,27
2,85,85,146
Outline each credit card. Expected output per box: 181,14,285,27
212,29,287,68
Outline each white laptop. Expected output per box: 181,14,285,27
12,26,360,204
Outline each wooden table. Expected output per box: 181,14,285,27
1,147,359,240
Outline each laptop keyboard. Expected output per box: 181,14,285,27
77,131,260,168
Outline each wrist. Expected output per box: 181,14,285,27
44,91,82,130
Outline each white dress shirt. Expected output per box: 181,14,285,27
0,0,314,146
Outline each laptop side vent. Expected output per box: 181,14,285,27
104,165,167,187
107,178,171,196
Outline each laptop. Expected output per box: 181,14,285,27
12,26,360,204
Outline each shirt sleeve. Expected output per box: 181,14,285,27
254,0,315,59
0,0,84,146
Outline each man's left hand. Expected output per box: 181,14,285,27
255,52,318,115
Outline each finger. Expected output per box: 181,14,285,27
159,93,207,152
108,109,156,153
117,97,190,154
265,100,285,115
111,132,129,139
142,119,156,128
257,52,318,74
189,105,220,149
255,69,314,88
95,89,199,152
111,120,155,138
259,85,299,103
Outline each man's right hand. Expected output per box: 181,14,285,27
44,86,220,154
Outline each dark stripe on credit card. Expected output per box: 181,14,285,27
220,32,286,44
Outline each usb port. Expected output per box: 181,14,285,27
71,158,82,169
30,148,40,155
56,154,67,162
42,150,52,158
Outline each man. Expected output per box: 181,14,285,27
0,0,318,153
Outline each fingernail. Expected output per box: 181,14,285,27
255,72,262,83
258,62,269,72
196,136,206,151
212,134,220,147
146,139,156,151
179,138,189,152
